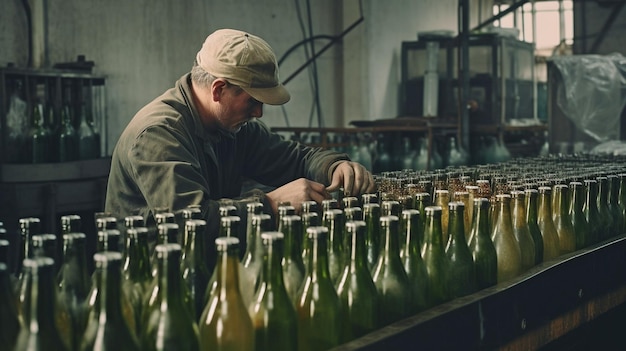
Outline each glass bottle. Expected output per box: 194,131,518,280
278,214,305,305
454,191,472,242
61,214,83,234
335,220,379,341
80,252,139,351
372,215,411,325
300,212,320,265
537,186,561,261
399,209,429,313
181,219,211,321
322,209,345,284
445,202,476,298
199,237,254,351
607,174,624,236
31,234,59,274
618,173,626,235
344,206,363,222
569,181,590,250
596,176,615,239
421,206,449,306
151,223,180,278
5,78,28,164
240,213,272,306
77,101,99,160
552,184,576,254
141,244,199,351
361,193,379,206
176,208,201,248
414,192,431,251
0,262,20,351
510,191,536,272
296,226,342,351
16,217,41,284
249,232,298,351
467,198,497,290
434,189,451,245
583,179,602,245
277,204,296,230
491,194,522,283
14,257,69,351
57,233,91,351
28,97,51,163
524,188,544,265
242,202,265,266
362,203,382,271
342,196,360,210
57,85,79,162
122,227,152,295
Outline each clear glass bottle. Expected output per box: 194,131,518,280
278,214,305,306
445,202,476,298
15,257,69,351
141,244,199,351
552,184,576,254
399,209,429,313
249,232,298,351
491,194,522,283
510,190,536,272
335,220,379,341
199,237,254,351
421,206,449,306
80,252,139,351
296,226,342,351
467,198,497,290
537,186,561,261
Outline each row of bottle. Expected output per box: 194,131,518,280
4,77,101,164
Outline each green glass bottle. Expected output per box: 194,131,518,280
242,202,265,264
445,202,477,298
361,193,379,206
537,186,561,261
322,208,345,284
467,198,497,290
122,227,152,299
31,234,59,274
77,102,99,160
510,191,536,272
219,204,238,218
239,213,271,307
335,220,379,342
399,209,429,313
57,233,91,351
607,174,624,236
181,219,211,321
362,203,381,271
141,244,199,351
342,196,360,210
300,212,320,265
583,179,602,245
15,217,41,287
296,226,342,351
434,190,451,245
596,176,615,239
57,88,79,162
414,192,431,252
80,252,139,351
569,182,590,250
28,99,51,163
491,194,522,283
524,188,544,265
618,174,626,234
249,232,298,351
278,214,305,306
176,208,201,248
421,206,449,306
301,200,319,215
151,223,180,278
14,257,69,351
0,263,20,351
322,199,339,212
199,237,254,351
553,184,576,254
344,207,363,222
277,204,296,231
372,215,412,325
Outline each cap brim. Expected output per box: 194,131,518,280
241,84,290,105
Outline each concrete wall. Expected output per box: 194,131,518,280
1,0,471,155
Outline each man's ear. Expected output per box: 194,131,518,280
211,79,229,102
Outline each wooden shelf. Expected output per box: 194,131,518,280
0,157,111,183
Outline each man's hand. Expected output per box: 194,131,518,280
266,178,330,215
326,161,376,197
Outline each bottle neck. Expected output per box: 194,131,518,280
381,218,400,259
60,240,89,295
537,193,552,220
28,266,58,330
570,186,584,214
347,229,369,270
261,239,286,289
158,253,183,303
217,249,243,300
98,264,125,323
306,235,331,281
526,192,538,223
424,212,444,249
511,197,527,225
473,204,490,239
401,213,421,258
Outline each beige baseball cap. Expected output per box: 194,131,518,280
196,29,290,105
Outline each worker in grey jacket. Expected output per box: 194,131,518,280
105,29,375,262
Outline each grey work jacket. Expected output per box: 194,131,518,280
105,73,348,266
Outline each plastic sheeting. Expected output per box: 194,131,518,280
550,53,626,142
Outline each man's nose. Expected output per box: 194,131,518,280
251,102,263,118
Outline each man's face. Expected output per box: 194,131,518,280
216,85,264,133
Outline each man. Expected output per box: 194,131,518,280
105,28,375,251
